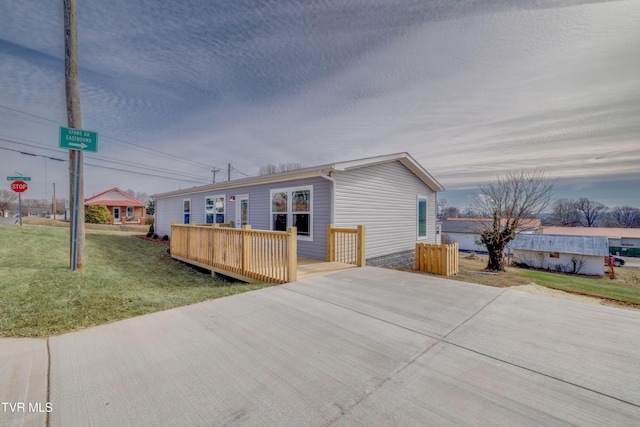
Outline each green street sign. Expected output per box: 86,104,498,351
59,126,98,152
7,175,31,181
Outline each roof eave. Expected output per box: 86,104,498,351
152,168,324,199
331,152,444,192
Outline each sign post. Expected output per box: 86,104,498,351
9,178,28,225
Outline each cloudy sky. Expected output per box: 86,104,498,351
1,0,639,209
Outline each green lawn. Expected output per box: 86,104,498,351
0,225,266,337
515,269,640,304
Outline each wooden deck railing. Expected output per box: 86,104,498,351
414,243,459,276
170,223,297,284
327,224,366,266
192,221,234,228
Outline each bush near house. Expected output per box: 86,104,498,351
85,205,112,224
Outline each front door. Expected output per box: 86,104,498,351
113,207,120,222
235,195,249,228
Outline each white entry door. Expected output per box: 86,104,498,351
235,195,249,228
113,207,120,222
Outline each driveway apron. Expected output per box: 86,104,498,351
6,266,637,426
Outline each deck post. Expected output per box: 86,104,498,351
356,224,366,267
241,225,252,276
287,227,297,282
170,221,176,257
327,224,335,262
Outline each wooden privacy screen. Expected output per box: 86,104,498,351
415,243,458,276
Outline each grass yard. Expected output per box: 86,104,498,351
447,253,640,306
0,224,267,337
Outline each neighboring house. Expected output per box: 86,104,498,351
85,188,147,225
542,226,640,258
510,234,608,276
154,152,444,268
441,218,542,253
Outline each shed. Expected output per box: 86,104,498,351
441,218,542,253
510,234,608,276
153,152,443,268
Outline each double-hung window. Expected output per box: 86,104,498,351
270,186,312,240
205,195,225,224
183,199,191,224
417,196,427,239
127,206,134,218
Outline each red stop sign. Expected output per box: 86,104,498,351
11,180,28,193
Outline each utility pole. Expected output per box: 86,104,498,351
211,167,220,184
53,182,56,219
64,0,85,270
228,163,231,182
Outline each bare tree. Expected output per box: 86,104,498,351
609,205,640,228
475,170,554,271
437,198,448,220
54,198,66,215
21,198,42,216
442,206,460,219
574,197,607,227
460,205,480,218
0,190,18,216
258,163,306,176
550,198,580,226
126,189,150,204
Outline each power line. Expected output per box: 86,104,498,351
0,145,212,185
0,104,222,171
0,136,212,182
231,165,250,177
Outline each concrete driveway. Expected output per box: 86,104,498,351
2,267,640,426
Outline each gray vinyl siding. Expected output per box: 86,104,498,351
333,160,437,259
155,177,331,259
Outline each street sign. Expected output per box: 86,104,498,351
59,126,98,152
11,180,28,193
7,176,31,181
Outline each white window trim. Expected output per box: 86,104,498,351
417,195,428,240
205,194,226,224
183,198,191,224
269,185,313,241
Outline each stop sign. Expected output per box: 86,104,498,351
11,180,28,193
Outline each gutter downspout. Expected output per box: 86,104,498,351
319,170,336,225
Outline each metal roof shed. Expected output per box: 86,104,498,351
510,234,608,275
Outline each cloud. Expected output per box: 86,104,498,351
0,0,638,206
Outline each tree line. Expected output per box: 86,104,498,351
438,197,640,228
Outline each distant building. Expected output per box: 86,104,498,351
510,234,608,276
542,226,640,258
84,188,147,225
441,218,542,253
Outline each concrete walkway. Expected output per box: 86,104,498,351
2,267,640,426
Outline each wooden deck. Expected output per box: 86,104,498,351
296,257,358,281
171,223,364,284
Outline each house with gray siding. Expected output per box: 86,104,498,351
153,152,444,267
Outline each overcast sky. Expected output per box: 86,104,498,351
1,0,639,209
